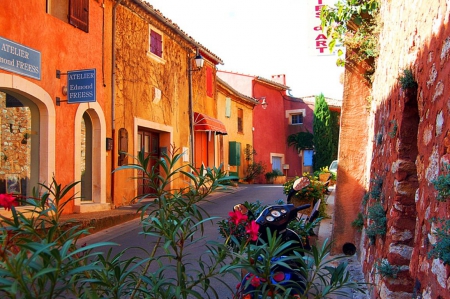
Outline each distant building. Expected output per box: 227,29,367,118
218,71,324,182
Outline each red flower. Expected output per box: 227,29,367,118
245,220,259,241
0,194,16,211
229,210,248,225
250,275,261,287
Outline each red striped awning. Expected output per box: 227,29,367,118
194,112,227,135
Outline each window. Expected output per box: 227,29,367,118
291,113,303,124
149,28,163,58
286,109,306,125
237,108,243,133
47,0,89,33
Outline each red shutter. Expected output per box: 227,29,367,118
150,30,162,57
69,0,89,32
206,66,213,97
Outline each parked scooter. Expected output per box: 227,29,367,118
234,176,321,298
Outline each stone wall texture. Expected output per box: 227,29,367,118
334,1,450,298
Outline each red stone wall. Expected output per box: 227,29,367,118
335,1,450,298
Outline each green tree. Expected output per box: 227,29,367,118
330,110,340,160
313,94,333,170
287,130,314,152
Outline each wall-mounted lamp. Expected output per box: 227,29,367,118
194,52,204,70
188,48,204,164
261,98,268,109
257,97,268,109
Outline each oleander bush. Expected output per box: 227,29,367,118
0,146,367,298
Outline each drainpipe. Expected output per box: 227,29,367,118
111,0,123,206
188,52,195,165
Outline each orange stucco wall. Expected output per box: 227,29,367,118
0,0,112,214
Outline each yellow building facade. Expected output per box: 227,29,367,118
216,78,257,180
112,0,224,206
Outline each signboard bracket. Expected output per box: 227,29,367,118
56,69,67,79
56,97,68,106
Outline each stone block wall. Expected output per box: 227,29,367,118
0,92,31,196
335,1,450,298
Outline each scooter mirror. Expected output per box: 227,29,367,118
233,204,249,215
292,176,310,191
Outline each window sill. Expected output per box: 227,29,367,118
147,51,166,64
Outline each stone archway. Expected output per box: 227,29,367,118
74,102,108,212
0,73,55,200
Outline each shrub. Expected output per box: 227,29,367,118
283,174,327,201
352,212,365,231
431,165,450,202
428,219,450,265
265,169,283,182
366,202,387,244
375,259,399,278
244,161,266,182
398,69,418,89
0,146,368,299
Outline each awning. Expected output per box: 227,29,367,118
194,112,227,135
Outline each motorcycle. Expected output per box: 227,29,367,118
234,176,321,298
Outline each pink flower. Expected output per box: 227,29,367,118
229,210,248,225
245,220,260,241
0,194,16,211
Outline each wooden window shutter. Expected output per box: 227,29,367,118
206,66,213,97
225,97,231,118
150,30,163,57
118,128,128,166
69,0,89,32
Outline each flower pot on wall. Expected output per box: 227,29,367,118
274,176,286,185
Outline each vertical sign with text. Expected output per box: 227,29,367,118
67,69,96,103
309,0,334,56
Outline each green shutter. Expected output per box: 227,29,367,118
229,141,241,166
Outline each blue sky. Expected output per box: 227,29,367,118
147,0,343,99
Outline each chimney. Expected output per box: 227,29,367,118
271,74,286,85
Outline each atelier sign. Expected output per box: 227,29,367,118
0,36,41,80
67,69,96,103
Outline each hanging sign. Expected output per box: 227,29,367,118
67,68,96,103
0,36,41,80
309,0,338,56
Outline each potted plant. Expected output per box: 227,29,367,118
265,169,284,184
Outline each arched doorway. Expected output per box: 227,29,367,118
81,112,93,201
0,73,55,213
74,103,108,212
0,90,39,199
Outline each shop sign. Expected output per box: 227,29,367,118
0,36,41,80
67,69,96,103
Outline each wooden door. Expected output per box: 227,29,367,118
138,129,159,196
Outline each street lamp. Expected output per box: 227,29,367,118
261,97,268,109
188,49,204,165
257,97,268,109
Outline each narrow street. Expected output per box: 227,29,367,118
79,184,368,298
80,184,287,298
